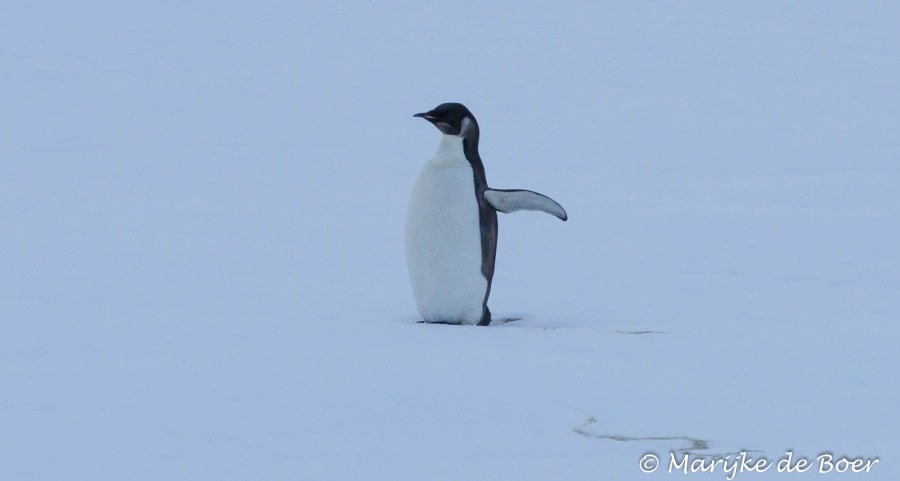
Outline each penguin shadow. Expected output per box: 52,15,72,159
493,316,622,330
411,318,671,332
414,317,523,326
615,329,669,335
493,316,564,329
412,316,578,329
499,317,523,324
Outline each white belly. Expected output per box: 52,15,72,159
405,136,486,325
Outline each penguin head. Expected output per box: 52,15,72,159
414,103,479,138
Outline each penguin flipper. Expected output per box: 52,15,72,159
484,189,568,221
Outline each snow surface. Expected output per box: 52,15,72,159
2,2,898,480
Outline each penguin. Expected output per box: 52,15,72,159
405,102,567,326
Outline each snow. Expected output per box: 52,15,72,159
2,2,898,480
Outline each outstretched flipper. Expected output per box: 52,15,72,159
484,189,568,221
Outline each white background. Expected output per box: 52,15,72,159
2,2,897,479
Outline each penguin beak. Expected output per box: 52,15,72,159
415,111,453,134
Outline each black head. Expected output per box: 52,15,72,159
413,102,479,137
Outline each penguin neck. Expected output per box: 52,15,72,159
431,134,467,166
437,129,478,155
432,134,487,189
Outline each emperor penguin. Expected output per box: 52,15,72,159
405,102,567,326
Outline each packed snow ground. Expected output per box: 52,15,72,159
2,2,898,480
